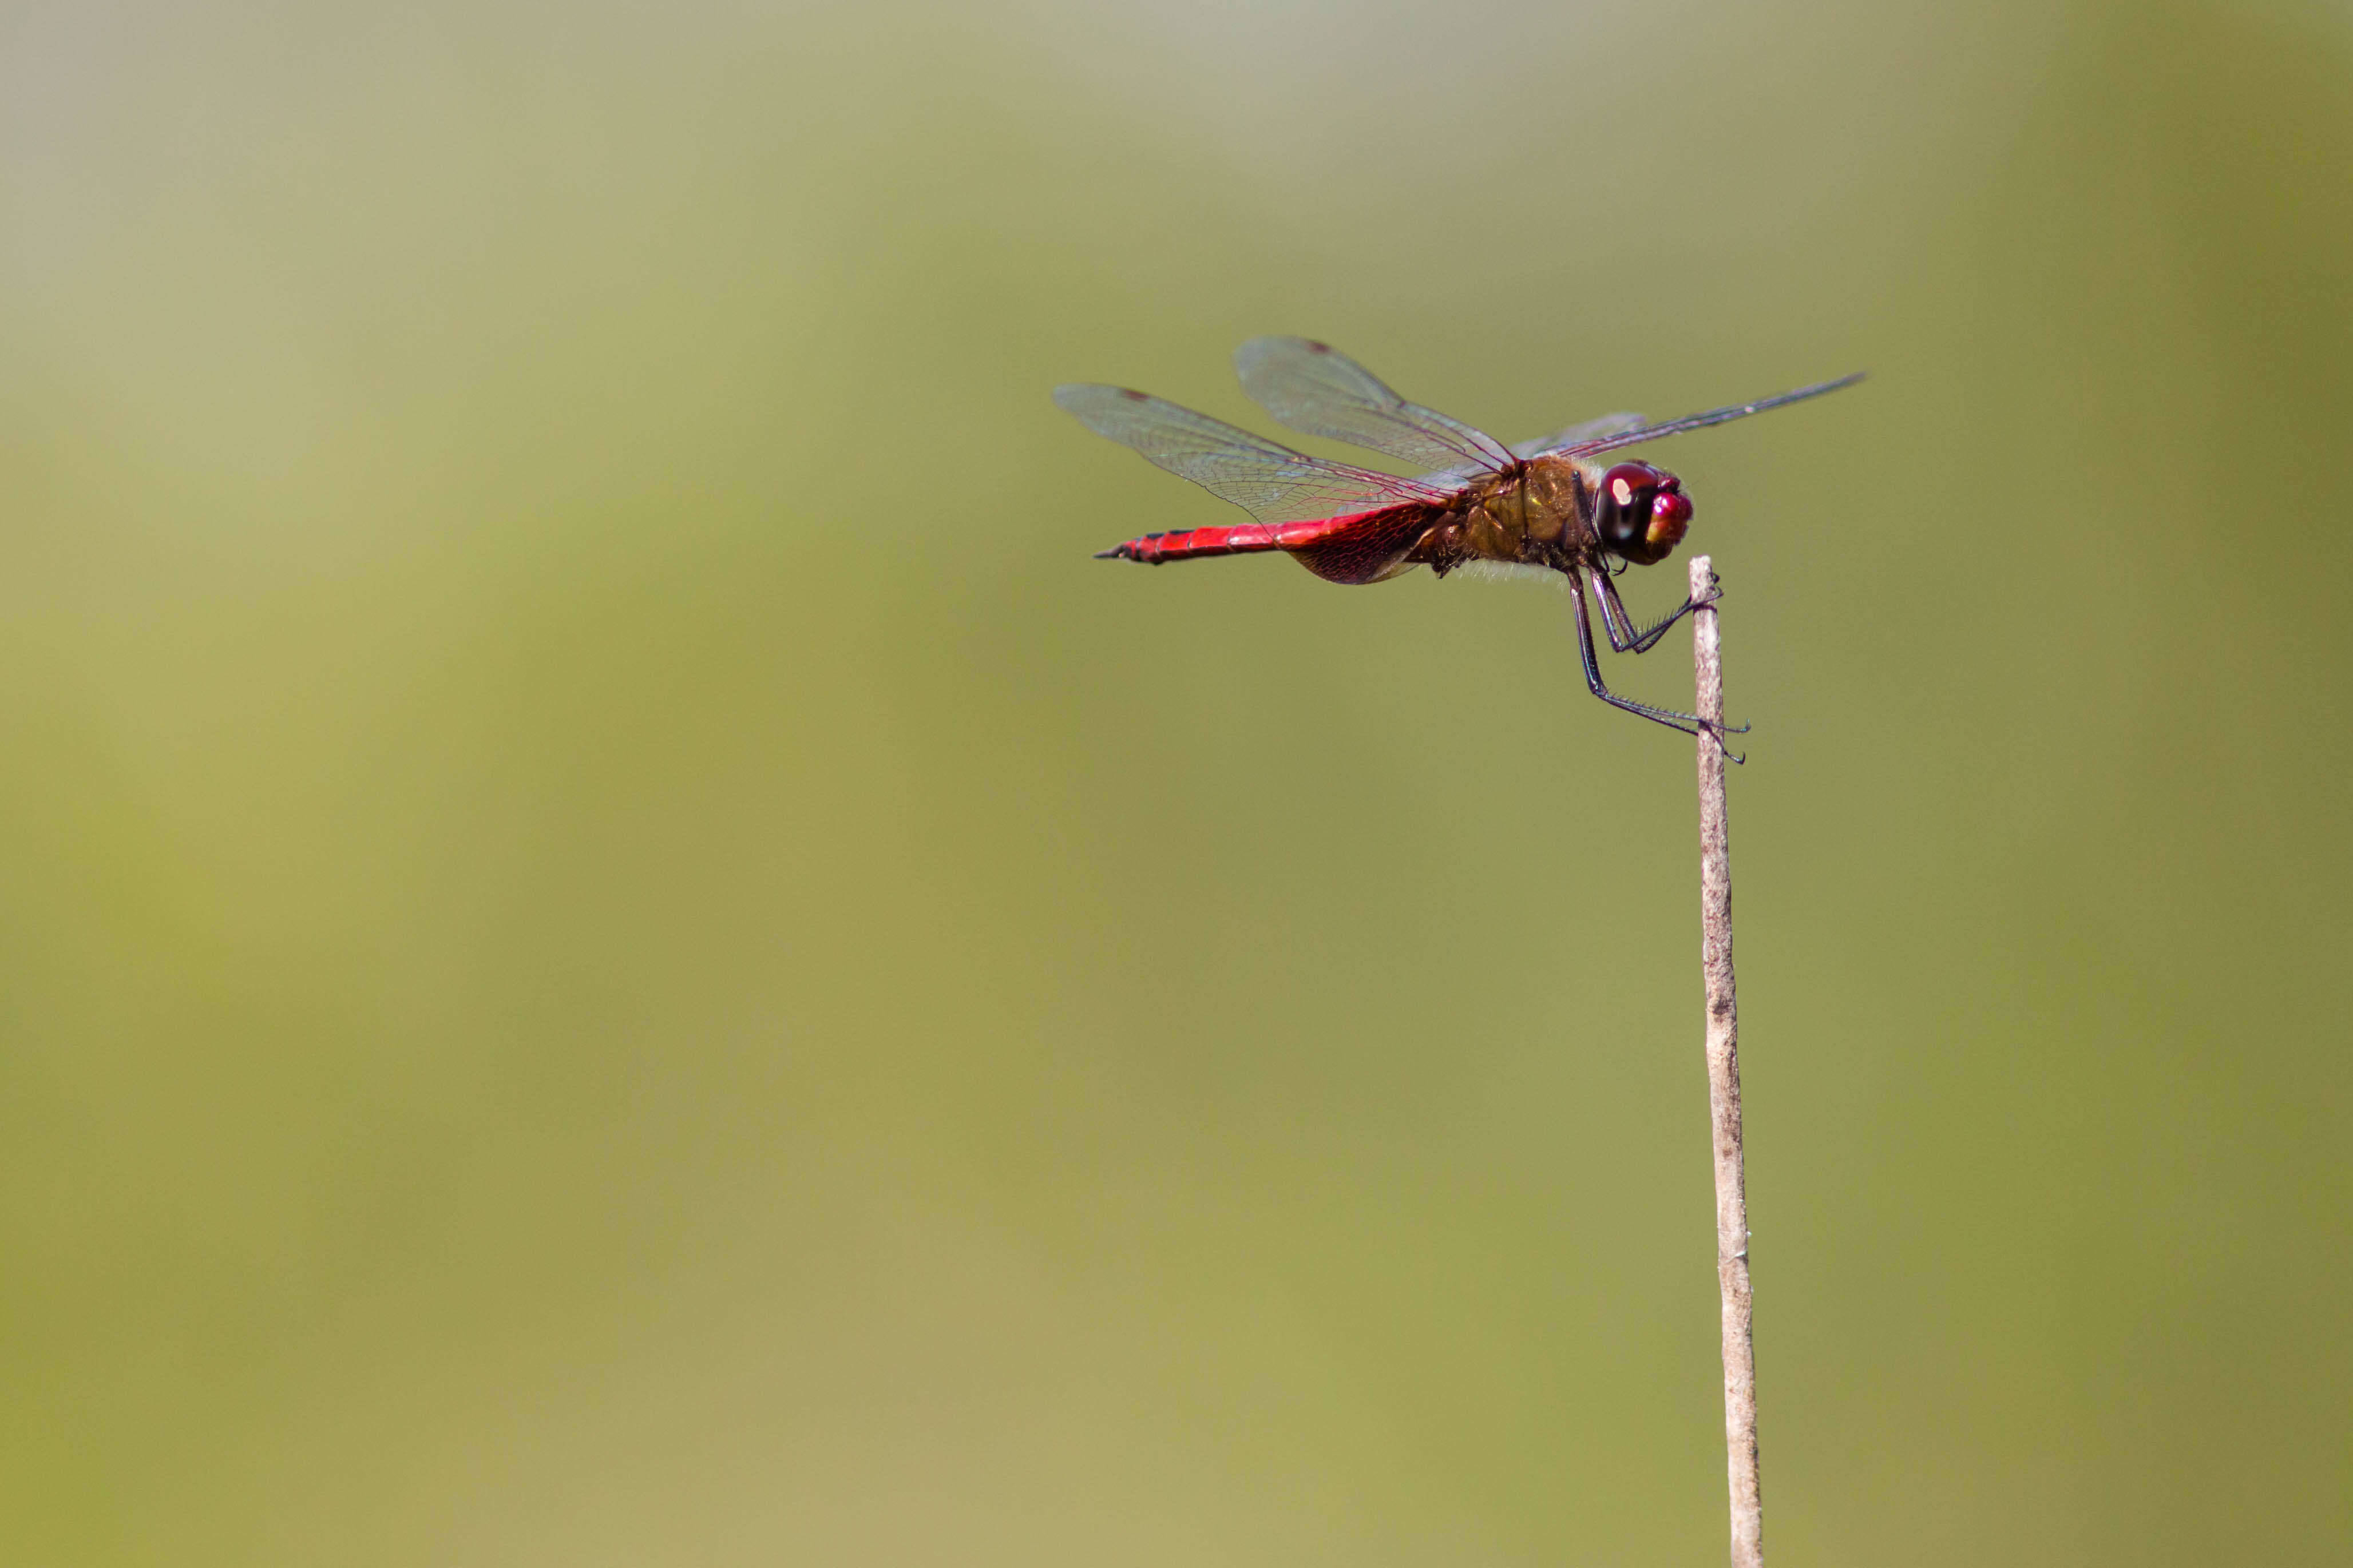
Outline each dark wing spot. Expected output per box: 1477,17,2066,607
1118,388,1148,401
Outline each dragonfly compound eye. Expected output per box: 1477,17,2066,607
1598,462,1665,554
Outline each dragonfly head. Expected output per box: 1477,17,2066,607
1595,461,1692,566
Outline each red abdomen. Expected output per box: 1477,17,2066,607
1095,504,1439,585
1096,522,1296,563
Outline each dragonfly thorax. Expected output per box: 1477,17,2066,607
1443,458,1563,557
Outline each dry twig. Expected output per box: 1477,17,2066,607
1689,553,1761,1568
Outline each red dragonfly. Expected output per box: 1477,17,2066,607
1058,339,1861,740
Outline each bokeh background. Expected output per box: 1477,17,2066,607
5,0,2351,1562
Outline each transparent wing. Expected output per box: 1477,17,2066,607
1553,372,1867,459
1512,412,1647,460
1054,383,1454,525
1235,337,1515,476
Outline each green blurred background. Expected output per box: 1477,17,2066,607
5,0,2350,1562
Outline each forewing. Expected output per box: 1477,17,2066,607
1554,372,1867,458
1512,411,1646,459
1235,337,1515,476
1055,383,1452,525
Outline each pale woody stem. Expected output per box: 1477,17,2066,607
1689,553,1761,1568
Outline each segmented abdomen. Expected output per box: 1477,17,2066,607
1095,503,1440,585
1097,522,1298,563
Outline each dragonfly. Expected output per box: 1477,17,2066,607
1056,338,1861,742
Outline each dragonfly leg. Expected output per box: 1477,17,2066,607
1598,568,1719,654
1571,575,1748,758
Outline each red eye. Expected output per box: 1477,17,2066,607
1602,462,1661,511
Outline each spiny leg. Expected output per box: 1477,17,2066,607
1597,568,1721,655
1570,574,1748,757
1592,572,1642,649
1606,570,1747,741
1570,575,1704,734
